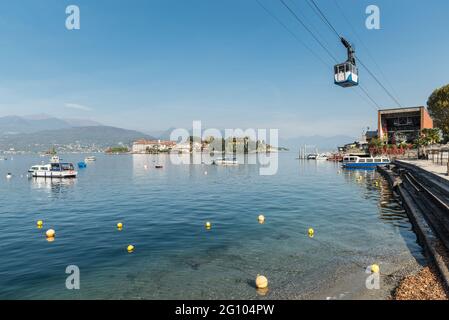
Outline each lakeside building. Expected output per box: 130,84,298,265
170,141,202,153
132,139,176,154
378,106,433,144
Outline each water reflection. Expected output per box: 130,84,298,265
29,177,76,195
342,167,410,228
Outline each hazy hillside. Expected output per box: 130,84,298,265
0,115,71,134
0,126,154,152
0,115,102,134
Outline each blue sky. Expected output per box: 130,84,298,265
0,0,448,137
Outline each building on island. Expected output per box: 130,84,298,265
378,106,433,144
132,139,176,154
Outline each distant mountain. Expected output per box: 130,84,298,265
279,135,358,152
0,114,104,135
62,118,103,127
146,127,178,140
0,126,155,152
0,115,71,134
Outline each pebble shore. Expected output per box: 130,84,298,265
393,265,448,300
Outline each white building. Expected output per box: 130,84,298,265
132,139,176,153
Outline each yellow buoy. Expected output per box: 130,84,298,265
205,221,211,229
117,222,123,229
255,275,268,289
256,287,269,296
258,214,265,224
127,245,134,253
46,229,55,238
308,228,314,238
371,264,380,273
37,220,43,228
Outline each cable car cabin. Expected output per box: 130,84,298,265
334,37,358,88
334,62,358,87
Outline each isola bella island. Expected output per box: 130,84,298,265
1,0,449,318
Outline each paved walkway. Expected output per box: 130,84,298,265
399,160,449,181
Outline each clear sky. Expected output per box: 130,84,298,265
0,0,448,138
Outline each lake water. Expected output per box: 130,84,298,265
0,153,424,299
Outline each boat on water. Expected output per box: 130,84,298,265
307,153,328,160
78,161,87,168
85,156,96,162
315,154,328,160
342,156,390,169
29,156,77,178
212,157,239,166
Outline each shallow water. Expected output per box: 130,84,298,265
0,153,424,299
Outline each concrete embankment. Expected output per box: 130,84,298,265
378,161,449,297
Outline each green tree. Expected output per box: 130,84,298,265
421,128,441,145
427,84,449,138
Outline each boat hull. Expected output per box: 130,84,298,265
32,171,77,178
342,162,389,169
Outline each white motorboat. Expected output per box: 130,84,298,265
212,157,239,166
85,156,96,162
315,154,328,160
29,156,77,178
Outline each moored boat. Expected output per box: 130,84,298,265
342,156,390,169
212,157,239,166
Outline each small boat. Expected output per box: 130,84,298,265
155,165,163,169
212,157,239,166
307,154,317,160
315,154,328,160
342,156,390,169
29,157,77,178
85,156,96,162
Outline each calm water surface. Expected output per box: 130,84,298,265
0,153,423,299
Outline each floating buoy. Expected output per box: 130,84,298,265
6,173,12,179
204,171,208,175
127,245,134,253
258,214,265,224
144,165,148,170
37,220,43,229
46,229,55,238
308,228,314,238
371,264,380,273
205,221,211,229
117,222,123,230
255,275,268,289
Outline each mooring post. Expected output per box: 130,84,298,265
447,156,449,176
